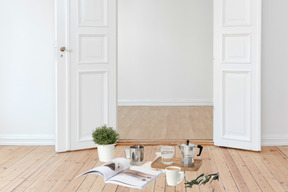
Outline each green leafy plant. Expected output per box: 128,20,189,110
185,173,219,188
92,125,119,145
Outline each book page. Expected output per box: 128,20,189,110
79,158,130,181
107,166,163,189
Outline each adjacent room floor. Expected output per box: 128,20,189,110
118,106,213,140
0,145,287,191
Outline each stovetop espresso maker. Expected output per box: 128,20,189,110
178,140,203,167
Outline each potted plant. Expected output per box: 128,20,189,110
92,125,119,162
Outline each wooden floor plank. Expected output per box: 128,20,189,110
0,146,50,181
222,148,249,192
0,145,286,192
271,146,288,169
209,147,239,192
247,148,286,192
200,146,224,192
154,174,166,192
0,146,23,165
75,164,101,192
49,149,95,192
118,106,213,140
87,173,106,192
0,146,37,171
116,186,131,192
0,146,55,191
165,185,176,192
22,150,86,192
277,146,288,157
102,184,118,192
237,150,275,192
41,150,89,191
257,147,288,190
64,150,99,192
13,151,72,191
228,148,261,192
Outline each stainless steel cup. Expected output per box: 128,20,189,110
130,145,144,165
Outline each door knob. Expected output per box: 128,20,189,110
60,47,72,52
60,47,66,52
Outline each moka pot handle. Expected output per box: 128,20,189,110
197,145,203,156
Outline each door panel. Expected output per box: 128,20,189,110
78,0,108,26
77,71,108,143
222,33,251,64
214,0,261,151
78,33,108,64
222,71,251,141
69,0,116,150
223,0,251,26
56,0,116,151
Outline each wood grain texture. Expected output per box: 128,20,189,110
278,146,288,157
118,106,213,140
151,157,202,171
0,145,287,192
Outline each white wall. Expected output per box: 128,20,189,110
261,0,288,145
0,0,55,144
117,0,213,106
0,0,287,145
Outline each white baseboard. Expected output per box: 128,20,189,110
261,134,288,146
0,134,55,145
118,99,213,106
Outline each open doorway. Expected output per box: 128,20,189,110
55,0,261,151
117,0,213,140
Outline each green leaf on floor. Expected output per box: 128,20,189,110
185,173,219,188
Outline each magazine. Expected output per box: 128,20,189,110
78,158,163,189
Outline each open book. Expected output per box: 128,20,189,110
78,158,163,189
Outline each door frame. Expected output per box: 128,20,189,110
55,0,261,151
55,0,71,152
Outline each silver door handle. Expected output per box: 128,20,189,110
60,47,72,52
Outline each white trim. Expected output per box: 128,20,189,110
0,134,55,145
261,134,288,146
118,99,213,106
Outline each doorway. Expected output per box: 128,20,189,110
117,0,213,141
55,0,261,152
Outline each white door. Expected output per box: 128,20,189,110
214,0,261,151
56,0,117,152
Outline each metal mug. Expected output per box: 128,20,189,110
130,145,144,165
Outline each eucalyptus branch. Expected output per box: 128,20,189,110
185,173,219,188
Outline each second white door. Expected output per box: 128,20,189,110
67,0,117,150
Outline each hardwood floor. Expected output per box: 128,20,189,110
0,145,288,192
118,106,213,140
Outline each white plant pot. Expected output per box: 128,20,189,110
97,144,115,162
